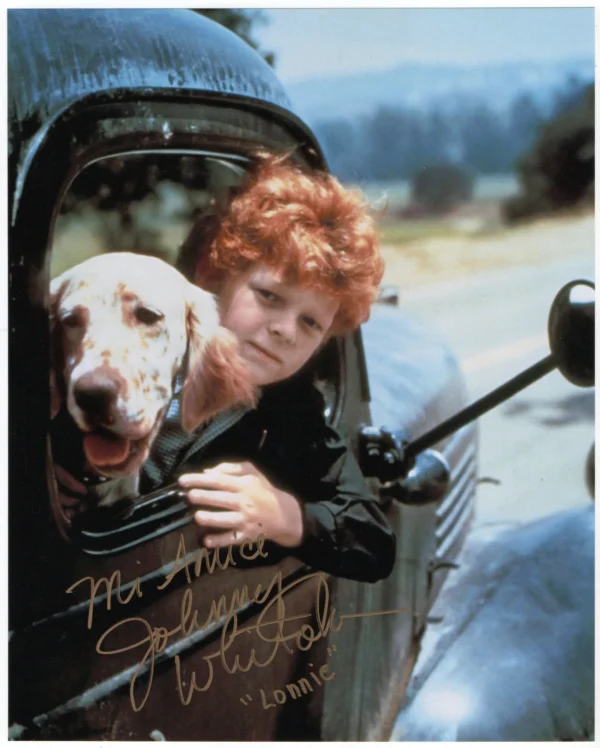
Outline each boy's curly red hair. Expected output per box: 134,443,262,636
189,151,384,335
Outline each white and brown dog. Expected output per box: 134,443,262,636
49,252,254,531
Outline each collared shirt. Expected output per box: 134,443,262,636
141,392,252,488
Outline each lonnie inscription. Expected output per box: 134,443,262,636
66,533,409,712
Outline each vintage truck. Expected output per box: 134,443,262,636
8,8,594,741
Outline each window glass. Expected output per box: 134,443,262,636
52,153,247,277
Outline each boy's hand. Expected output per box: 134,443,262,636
178,462,304,550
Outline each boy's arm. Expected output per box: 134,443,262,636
290,423,397,583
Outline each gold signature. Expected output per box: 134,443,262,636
66,534,410,713
66,533,268,629
94,570,408,711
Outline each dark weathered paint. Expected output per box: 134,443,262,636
8,8,324,218
8,12,331,739
8,9,289,127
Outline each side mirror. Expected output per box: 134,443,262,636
361,279,595,491
548,280,595,388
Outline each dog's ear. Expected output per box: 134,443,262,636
180,284,256,433
49,273,71,419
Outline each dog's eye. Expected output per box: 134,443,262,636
60,310,83,329
135,306,164,325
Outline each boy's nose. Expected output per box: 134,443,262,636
268,315,296,344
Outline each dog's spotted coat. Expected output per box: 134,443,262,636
49,252,254,532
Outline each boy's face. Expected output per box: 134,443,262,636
219,264,339,386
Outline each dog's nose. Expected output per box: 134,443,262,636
73,370,121,423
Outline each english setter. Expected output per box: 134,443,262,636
49,252,254,532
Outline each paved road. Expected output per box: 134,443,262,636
400,252,595,527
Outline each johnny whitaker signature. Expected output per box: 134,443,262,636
66,534,410,712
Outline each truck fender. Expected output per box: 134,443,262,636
391,506,594,741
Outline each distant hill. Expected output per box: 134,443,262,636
285,57,594,125
282,57,594,182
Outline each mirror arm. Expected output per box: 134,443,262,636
405,353,556,461
361,280,593,491
406,279,595,460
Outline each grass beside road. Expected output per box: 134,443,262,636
52,190,593,292
379,208,594,289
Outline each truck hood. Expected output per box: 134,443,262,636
362,303,468,442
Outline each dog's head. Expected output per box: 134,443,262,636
50,252,255,478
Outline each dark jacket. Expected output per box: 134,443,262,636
140,372,396,583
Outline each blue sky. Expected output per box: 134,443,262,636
254,8,595,83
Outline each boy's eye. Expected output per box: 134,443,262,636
257,288,280,303
302,316,322,332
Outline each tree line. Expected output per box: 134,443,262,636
313,77,590,184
